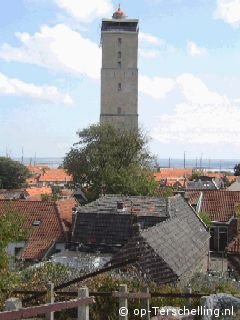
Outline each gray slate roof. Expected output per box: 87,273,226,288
72,195,170,246
112,195,210,284
76,194,168,217
227,180,240,191
140,195,209,278
185,180,217,190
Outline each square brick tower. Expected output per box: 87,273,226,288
100,6,139,131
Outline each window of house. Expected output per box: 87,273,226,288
118,107,122,114
118,61,121,68
118,37,122,45
118,83,122,91
118,51,122,59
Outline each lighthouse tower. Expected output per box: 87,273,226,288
100,6,139,131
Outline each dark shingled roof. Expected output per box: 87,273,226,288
112,195,209,284
72,195,170,246
141,195,209,278
76,194,168,217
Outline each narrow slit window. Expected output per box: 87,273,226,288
118,51,122,59
118,83,122,91
118,61,121,68
118,107,122,114
118,38,122,45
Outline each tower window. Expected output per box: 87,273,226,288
118,51,122,59
118,83,122,91
118,107,122,114
118,61,121,68
118,37,122,45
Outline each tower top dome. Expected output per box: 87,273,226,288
112,4,127,19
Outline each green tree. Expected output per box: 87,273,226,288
199,211,212,229
63,124,158,199
0,157,29,189
0,207,27,307
234,163,240,176
189,170,204,181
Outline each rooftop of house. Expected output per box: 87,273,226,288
0,199,68,261
185,180,218,190
185,190,240,222
112,195,209,284
154,168,193,180
76,194,169,217
26,186,52,198
38,169,72,183
57,198,77,234
140,195,209,277
26,165,50,174
227,179,240,191
0,189,26,200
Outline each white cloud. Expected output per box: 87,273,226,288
152,73,240,145
53,0,113,22
214,0,240,27
0,24,101,80
187,41,207,57
139,75,176,100
176,73,229,105
139,32,161,45
0,72,73,104
139,49,160,58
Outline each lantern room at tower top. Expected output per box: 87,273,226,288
101,5,139,33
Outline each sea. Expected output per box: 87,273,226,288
16,157,239,172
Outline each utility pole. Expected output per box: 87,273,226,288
21,147,24,164
168,157,171,168
184,151,186,169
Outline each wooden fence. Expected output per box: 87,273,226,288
0,284,206,320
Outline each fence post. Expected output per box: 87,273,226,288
119,284,128,320
78,287,89,320
141,287,150,320
46,282,54,320
187,284,192,308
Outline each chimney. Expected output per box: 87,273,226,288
117,201,124,210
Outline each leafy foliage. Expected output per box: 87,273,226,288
234,163,240,176
0,207,28,308
63,124,158,200
0,157,29,189
189,170,204,181
199,211,212,228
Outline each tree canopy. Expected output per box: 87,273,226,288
234,163,240,176
63,124,158,200
0,207,27,302
0,157,29,189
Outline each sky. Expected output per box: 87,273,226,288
1,0,240,160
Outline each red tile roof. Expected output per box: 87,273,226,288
154,168,192,180
26,187,52,198
0,200,65,261
39,169,72,183
186,190,240,222
57,198,77,234
26,165,49,174
185,190,201,205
